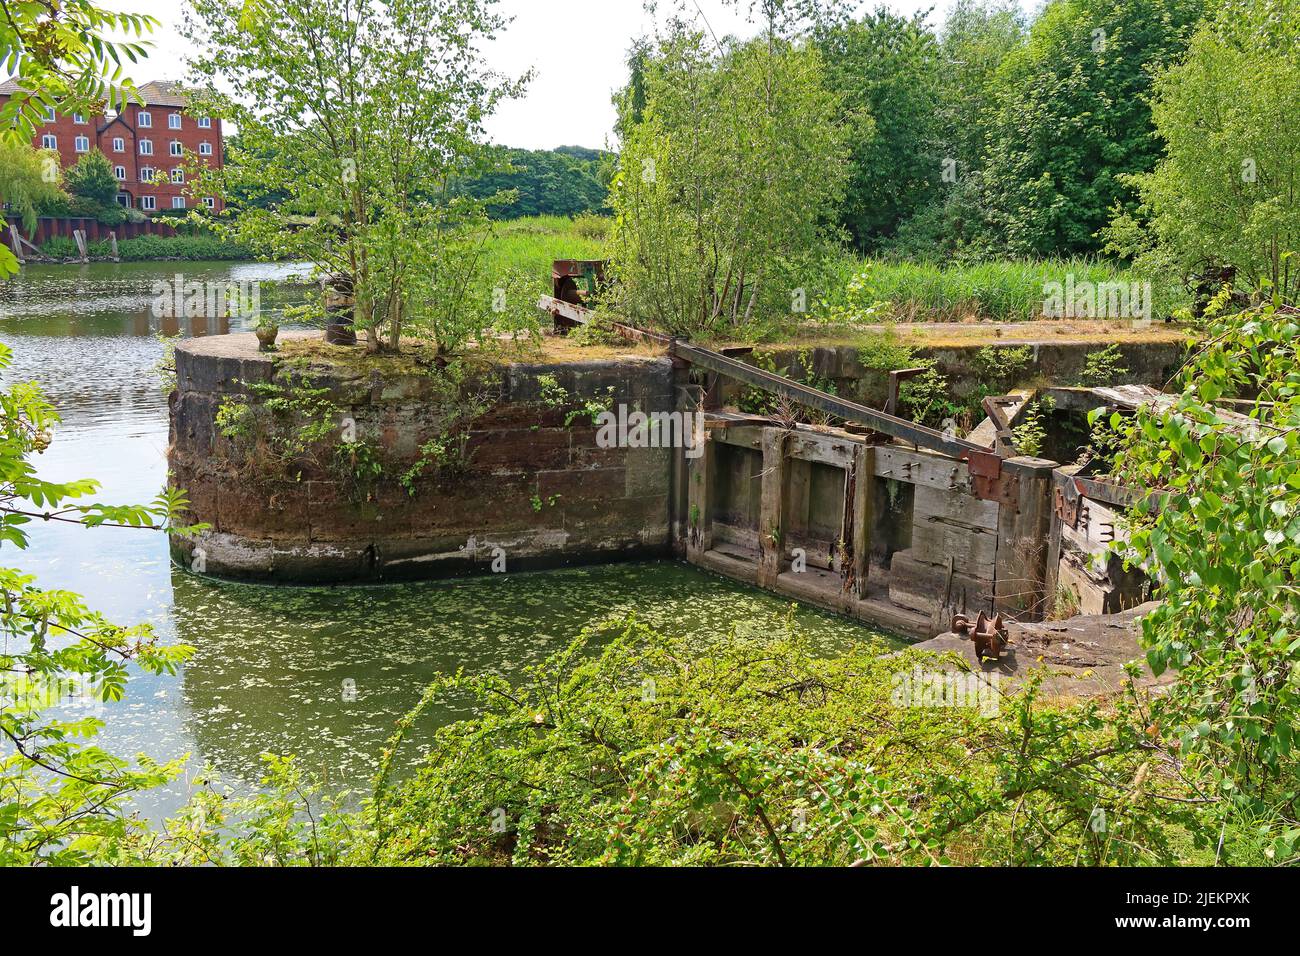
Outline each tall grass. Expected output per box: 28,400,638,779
472,217,1190,327
819,254,1189,323
478,214,608,283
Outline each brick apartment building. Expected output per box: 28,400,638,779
0,79,224,213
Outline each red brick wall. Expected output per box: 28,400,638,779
0,94,225,213
121,103,225,213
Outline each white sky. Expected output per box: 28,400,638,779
105,0,1032,151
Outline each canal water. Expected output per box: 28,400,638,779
0,261,902,818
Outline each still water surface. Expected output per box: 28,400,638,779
0,261,901,818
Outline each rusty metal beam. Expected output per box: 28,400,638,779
668,339,988,457
537,292,1013,465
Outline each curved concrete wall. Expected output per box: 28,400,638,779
168,332,678,582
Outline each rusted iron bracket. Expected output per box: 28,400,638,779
1053,485,1083,529
1050,471,1162,528
966,449,1019,507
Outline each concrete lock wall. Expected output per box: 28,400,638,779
169,332,1163,637
168,332,678,581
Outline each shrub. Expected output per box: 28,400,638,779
64,148,119,206
131,619,1214,867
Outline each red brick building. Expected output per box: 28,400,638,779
0,80,224,213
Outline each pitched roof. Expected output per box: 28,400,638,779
0,78,191,108
130,81,189,108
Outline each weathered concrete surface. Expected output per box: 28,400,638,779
910,602,1172,698
717,338,1188,412
169,332,677,581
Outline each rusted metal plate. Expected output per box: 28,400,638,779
1054,485,1082,528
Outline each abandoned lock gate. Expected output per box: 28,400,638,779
167,268,1161,640
541,275,1155,639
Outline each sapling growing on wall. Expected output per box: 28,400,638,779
180,0,528,355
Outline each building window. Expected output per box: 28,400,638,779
73,113,87,124
112,137,125,152
172,196,186,209
139,139,153,155
137,111,151,128
197,117,212,129
42,106,55,122
40,134,56,150
171,168,184,183
141,195,156,211
168,113,182,129
169,140,183,157
199,141,213,156
114,166,126,180
116,193,130,207
203,197,216,209
139,167,155,183
74,136,90,153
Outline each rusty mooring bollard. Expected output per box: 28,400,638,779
952,610,1009,662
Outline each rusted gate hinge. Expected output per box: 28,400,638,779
967,449,1019,508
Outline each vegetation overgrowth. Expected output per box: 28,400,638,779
1,0,1298,871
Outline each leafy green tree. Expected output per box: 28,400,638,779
937,0,1025,187
459,146,611,219
0,140,65,235
889,0,1025,260
1103,295,1300,833
0,1,155,275
0,348,199,863
608,23,847,337
0,0,155,139
181,0,527,354
816,8,940,248
63,147,118,207
0,0,206,865
1114,0,1300,303
978,0,1203,257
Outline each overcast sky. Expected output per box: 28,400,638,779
105,0,1033,151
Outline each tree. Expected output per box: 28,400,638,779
608,22,847,338
888,0,1025,260
937,0,1025,188
978,0,1203,257
0,0,155,140
1101,295,1300,829
1114,0,1300,303
181,0,527,354
0,140,64,233
0,340,198,863
816,8,939,248
0,1,155,275
64,147,118,207
0,0,205,865
458,146,612,219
